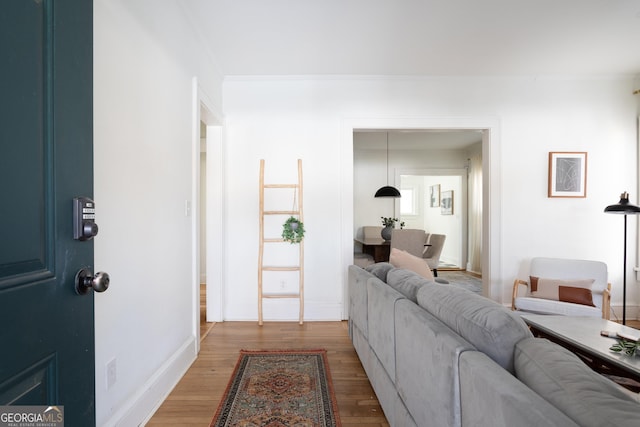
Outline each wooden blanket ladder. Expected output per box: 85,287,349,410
258,159,304,325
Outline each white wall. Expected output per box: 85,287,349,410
222,114,344,321
93,0,223,425
424,175,464,266
223,75,639,321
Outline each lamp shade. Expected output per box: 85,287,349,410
604,192,640,214
374,185,402,198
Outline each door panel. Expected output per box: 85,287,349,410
0,1,95,425
0,1,51,281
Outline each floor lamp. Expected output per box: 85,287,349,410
604,192,640,325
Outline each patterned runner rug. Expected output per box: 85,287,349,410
210,349,341,427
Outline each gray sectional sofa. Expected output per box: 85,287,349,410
348,263,640,427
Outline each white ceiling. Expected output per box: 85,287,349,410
183,0,640,77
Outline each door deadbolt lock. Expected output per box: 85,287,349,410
75,268,110,295
73,197,98,240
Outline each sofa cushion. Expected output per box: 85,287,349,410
459,351,580,427
365,262,394,282
514,296,602,317
348,265,372,339
367,278,405,383
395,299,474,427
389,248,434,280
515,338,640,427
386,268,432,303
417,283,532,373
530,276,595,307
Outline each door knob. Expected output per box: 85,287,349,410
75,268,110,295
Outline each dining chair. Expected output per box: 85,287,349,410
363,226,383,240
390,229,427,258
389,229,450,284
423,234,446,277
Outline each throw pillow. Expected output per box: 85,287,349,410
389,248,434,280
530,276,595,307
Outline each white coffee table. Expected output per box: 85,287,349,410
521,314,640,391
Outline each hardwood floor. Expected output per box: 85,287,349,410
199,284,215,340
617,320,640,329
148,284,640,426
146,321,389,426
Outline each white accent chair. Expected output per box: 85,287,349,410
512,257,611,319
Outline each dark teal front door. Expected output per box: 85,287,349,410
0,1,96,425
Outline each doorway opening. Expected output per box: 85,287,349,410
192,78,224,352
199,122,215,340
353,129,482,274
343,117,501,313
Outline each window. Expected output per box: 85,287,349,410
400,188,416,215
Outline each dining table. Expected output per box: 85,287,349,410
354,237,390,263
355,237,431,263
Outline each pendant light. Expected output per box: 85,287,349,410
374,132,401,198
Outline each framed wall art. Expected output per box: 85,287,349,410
430,184,440,207
548,152,587,198
441,190,453,215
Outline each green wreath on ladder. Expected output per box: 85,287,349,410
282,216,305,244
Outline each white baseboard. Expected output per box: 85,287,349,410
99,336,197,427
224,301,343,322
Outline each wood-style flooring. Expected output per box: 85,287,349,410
146,286,389,426
146,321,388,426
147,285,640,426
618,320,640,329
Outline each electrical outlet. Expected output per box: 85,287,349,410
106,358,117,390
280,280,286,289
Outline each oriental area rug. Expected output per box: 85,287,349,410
210,349,341,427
